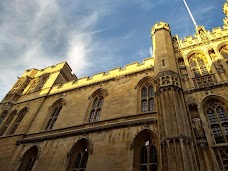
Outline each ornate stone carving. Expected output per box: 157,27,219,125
214,147,228,170
192,118,206,140
154,70,180,90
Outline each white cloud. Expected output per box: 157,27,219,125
0,0,107,99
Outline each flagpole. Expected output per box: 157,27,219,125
183,0,198,28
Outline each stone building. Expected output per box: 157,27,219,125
0,2,228,171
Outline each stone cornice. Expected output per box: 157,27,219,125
15,112,158,144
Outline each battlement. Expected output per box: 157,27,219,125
49,57,154,95
151,21,170,35
21,62,68,78
177,26,228,48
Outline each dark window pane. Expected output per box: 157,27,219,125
141,146,147,164
140,165,148,171
81,152,89,169
98,97,104,108
142,100,147,113
95,110,101,121
75,153,82,168
142,87,147,99
148,86,154,97
150,145,157,163
212,125,225,143
150,164,157,171
89,110,95,122
207,108,217,123
148,98,154,112
217,106,228,121
93,98,98,108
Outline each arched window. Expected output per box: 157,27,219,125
0,110,8,125
189,53,208,77
89,97,103,122
0,110,17,136
205,99,228,144
9,108,27,135
139,140,157,171
67,139,91,171
45,99,64,130
17,146,38,171
141,85,155,113
132,130,158,171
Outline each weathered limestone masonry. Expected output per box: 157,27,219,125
0,1,228,171
152,22,198,171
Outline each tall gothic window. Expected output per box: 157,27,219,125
133,130,158,171
9,108,27,135
0,110,8,125
139,140,157,171
141,85,155,113
205,99,228,144
17,146,38,171
189,53,208,77
45,99,64,130
89,96,103,122
67,139,90,171
0,110,17,136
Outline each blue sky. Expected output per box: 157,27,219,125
0,0,226,100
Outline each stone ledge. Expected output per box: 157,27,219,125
16,113,158,144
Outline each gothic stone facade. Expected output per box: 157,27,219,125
0,2,228,171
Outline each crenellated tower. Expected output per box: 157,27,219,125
151,22,199,171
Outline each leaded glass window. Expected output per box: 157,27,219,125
67,139,90,171
17,146,38,171
139,140,157,171
89,95,103,122
189,53,208,77
46,103,63,130
0,110,17,136
9,108,27,135
141,85,155,113
205,99,228,144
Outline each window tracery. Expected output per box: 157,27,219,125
0,110,8,125
141,83,155,113
9,108,27,135
139,140,157,171
0,110,17,136
189,53,208,77
132,130,158,171
89,96,103,122
17,146,38,171
205,99,228,144
45,99,64,130
67,139,90,171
